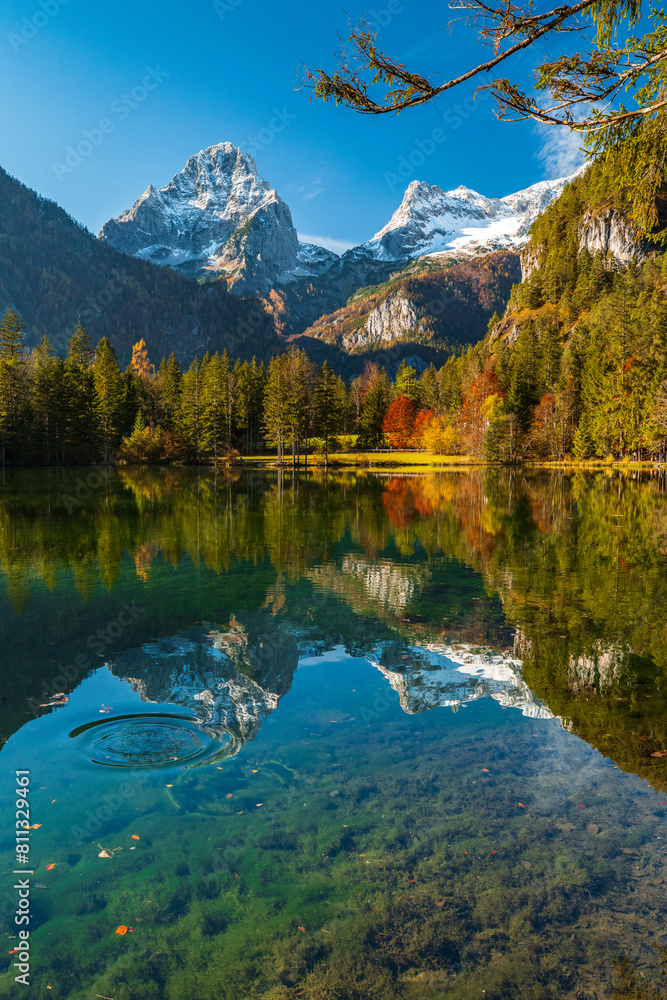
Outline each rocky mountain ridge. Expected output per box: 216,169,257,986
100,142,581,298
364,175,579,262
298,252,521,354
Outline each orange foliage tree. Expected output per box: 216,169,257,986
131,339,155,379
383,395,418,448
411,409,434,446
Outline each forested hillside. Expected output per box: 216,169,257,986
0,167,276,363
433,160,667,460
2,154,666,467
297,252,520,354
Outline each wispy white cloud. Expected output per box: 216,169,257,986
536,123,587,179
298,232,357,255
296,178,325,201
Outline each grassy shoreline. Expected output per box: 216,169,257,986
240,452,666,472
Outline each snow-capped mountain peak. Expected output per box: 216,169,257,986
100,140,584,297
100,141,301,292
366,171,581,262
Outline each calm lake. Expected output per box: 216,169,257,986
0,467,666,1000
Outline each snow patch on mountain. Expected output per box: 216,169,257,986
100,142,328,293
364,173,583,262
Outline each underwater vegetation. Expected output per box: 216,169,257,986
0,468,666,998
1,662,666,1000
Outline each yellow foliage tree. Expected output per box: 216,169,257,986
418,414,458,455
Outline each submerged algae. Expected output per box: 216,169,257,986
1,469,667,998
2,662,666,1000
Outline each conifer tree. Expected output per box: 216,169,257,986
63,323,95,464
263,355,289,461
419,363,439,413
158,353,183,432
92,337,125,463
31,336,63,465
121,366,140,438
236,357,265,453
507,322,541,425
334,375,349,433
358,364,391,448
220,350,236,448
285,347,315,468
394,361,419,402
315,361,341,467
0,308,28,465
180,357,204,461
201,353,227,461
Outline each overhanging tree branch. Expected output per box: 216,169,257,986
302,1,667,236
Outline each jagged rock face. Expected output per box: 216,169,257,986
488,313,522,347
520,246,540,282
577,208,647,266
365,176,578,262
100,143,303,293
342,295,420,350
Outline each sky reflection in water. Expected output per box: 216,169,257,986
0,468,666,1000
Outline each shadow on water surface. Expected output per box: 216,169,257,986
0,467,666,998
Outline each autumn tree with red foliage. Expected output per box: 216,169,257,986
383,395,418,449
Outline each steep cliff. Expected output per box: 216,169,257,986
299,252,520,355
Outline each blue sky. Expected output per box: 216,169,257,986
0,0,585,251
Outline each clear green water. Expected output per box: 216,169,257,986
0,468,666,999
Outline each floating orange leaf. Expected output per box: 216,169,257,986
481,769,490,773
116,925,129,935
518,803,526,808
131,835,140,840
226,793,233,799
28,824,42,829
298,926,305,933
45,863,56,870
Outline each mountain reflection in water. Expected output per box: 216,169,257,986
1,466,665,787
0,467,666,998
